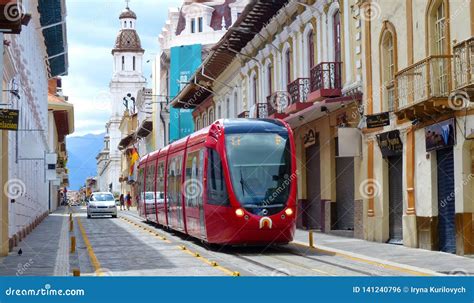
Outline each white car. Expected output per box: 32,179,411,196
87,192,117,218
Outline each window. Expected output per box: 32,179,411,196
130,21,132,28
206,149,229,206
209,108,215,124
144,162,156,214
381,30,396,111
133,56,136,71
308,30,315,69
122,56,125,70
267,63,273,97
124,21,127,28
226,98,230,118
156,162,165,199
435,2,446,55
285,49,292,84
185,150,204,207
430,1,448,95
252,74,258,106
196,118,201,130
166,156,182,208
202,112,207,127
198,17,203,32
217,104,222,119
191,18,196,33
234,92,238,117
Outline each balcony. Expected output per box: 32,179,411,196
395,55,453,120
266,93,289,119
453,37,474,92
308,62,342,102
286,78,312,114
252,103,268,119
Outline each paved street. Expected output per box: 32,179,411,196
2,207,471,277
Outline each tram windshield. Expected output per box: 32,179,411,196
225,133,292,208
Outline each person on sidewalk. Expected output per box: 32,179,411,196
119,193,125,211
125,192,132,211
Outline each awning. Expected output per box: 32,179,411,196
170,0,291,109
284,93,363,129
38,0,68,77
48,94,74,141
118,133,136,151
136,120,153,138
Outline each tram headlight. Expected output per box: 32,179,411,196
285,208,293,216
235,208,245,217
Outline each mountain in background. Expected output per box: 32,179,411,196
66,133,104,190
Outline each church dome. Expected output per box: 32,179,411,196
119,7,137,19
112,29,144,54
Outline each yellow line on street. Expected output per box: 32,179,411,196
77,217,103,276
120,216,238,276
292,241,432,276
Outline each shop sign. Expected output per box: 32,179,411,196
376,130,403,157
303,128,317,148
0,109,19,130
366,112,390,128
425,118,456,152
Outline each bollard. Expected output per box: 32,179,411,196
69,213,73,221
70,236,76,254
69,220,74,232
309,230,314,248
72,269,80,277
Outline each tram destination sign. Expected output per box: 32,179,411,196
366,112,390,128
0,109,19,130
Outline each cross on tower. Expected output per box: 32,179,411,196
125,0,130,9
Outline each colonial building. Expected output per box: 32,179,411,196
172,0,364,237
97,4,146,195
152,0,249,148
360,0,474,255
0,0,69,255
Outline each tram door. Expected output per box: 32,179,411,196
184,148,206,239
167,155,184,231
156,161,166,225
437,147,456,253
305,141,321,230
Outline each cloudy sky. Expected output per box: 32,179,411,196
62,0,181,137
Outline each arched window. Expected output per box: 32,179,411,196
308,30,315,69
252,74,258,106
122,56,125,70
202,112,207,127
217,104,221,119
285,48,292,85
266,63,273,98
209,108,215,123
196,118,201,130
427,0,449,95
234,91,238,117
124,21,127,28
380,24,397,111
226,98,230,118
130,21,133,28
133,56,136,71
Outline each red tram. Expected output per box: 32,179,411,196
136,119,297,245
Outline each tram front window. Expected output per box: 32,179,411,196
225,133,291,214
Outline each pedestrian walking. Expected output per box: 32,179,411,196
119,193,125,211
125,192,132,211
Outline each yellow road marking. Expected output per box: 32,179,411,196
293,241,432,276
120,216,238,276
77,217,103,276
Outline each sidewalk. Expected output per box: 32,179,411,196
294,229,474,275
0,207,71,276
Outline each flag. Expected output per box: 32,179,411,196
129,147,139,175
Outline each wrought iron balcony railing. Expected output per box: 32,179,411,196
395,55,453,110
453,37,474,90
288,78,310,104
237,110,249,118
310,62,342,93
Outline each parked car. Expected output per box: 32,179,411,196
87,192,117,218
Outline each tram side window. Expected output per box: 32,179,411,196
145,163,155,201
185,150,204,207
156,162,165,201
207,149,229,206
137,167,144,203
167,156,182,206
